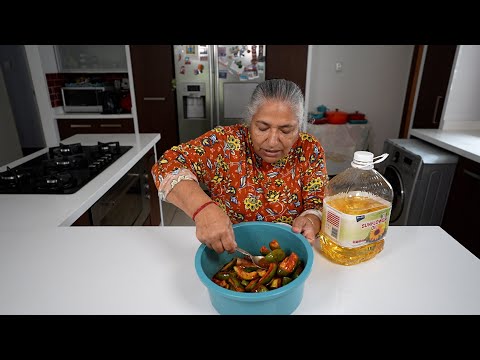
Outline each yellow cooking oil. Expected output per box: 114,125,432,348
318,151,393,266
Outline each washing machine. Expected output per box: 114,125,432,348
375,138,458,226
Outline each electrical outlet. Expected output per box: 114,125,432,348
335,62,343,72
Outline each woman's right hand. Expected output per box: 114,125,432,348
194,204,237,254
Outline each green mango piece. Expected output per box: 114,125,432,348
265,248,286,263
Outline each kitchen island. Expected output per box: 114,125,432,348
0,225,479,315
0,133,160,228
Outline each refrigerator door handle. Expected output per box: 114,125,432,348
211,45,220,129
208,45,215,129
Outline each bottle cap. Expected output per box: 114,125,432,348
353,151,373,163
352,151,374,169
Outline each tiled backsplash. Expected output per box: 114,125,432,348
46,73,66,108
46,73,128,108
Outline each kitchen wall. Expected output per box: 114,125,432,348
0,67,23,167
441,45,480,130
24,45,60,147
0,45,46,151
307,45,414,155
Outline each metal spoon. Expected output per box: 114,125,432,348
235,247,268,269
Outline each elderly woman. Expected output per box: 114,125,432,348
151,79,328,253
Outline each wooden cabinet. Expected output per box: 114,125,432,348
57,118,134,140
72,209,92,226
71,150,160,226
265,45,309,95
55,45,127,73
442,156,480,259
129,45,179,156
412,45,457,129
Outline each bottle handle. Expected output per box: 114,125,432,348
372,153,389,165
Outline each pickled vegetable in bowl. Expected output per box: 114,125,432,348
211,239,304,293
195,222,314,315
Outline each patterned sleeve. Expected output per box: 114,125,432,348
151,127,228,201
299,133,329,213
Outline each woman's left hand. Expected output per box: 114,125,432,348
292,215,319,245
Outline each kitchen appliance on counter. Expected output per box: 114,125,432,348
61,86,114,113
375,138,458,225
173,45,266,143
0,142,132,194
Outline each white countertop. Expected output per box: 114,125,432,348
0,225,479,315
410,128,480,163
0,133,160,228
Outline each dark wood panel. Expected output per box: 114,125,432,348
129,45,179,156
412,45,457,129
71,209,92,226
265,45,308,95
399,45,424,138
57,118,134,140
442,156,480,259
143,215,152,226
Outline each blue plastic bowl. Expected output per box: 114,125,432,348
194,222,314,315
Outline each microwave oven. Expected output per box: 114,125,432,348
61,86,112,113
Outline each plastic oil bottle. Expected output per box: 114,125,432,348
318,151,393,266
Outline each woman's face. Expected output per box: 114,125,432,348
250,100,299,163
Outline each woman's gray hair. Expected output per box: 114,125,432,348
244,79,306,132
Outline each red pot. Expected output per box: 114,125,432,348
326,109,348,124
348,111,366,120
312,117,328,125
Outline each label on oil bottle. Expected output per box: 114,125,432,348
321,200,392,248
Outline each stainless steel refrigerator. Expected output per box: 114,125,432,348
173,45,266,143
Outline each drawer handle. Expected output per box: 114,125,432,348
70,124,92,128
464,169,480,181
100,124,122,128
144,97,166,101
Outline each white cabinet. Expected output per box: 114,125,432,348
38,45,59,73
55,45,127,73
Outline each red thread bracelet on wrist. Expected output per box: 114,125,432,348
192,200,216,221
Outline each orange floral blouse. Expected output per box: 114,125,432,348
151,124,328,225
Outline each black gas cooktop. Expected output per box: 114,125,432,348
0,141,132,194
